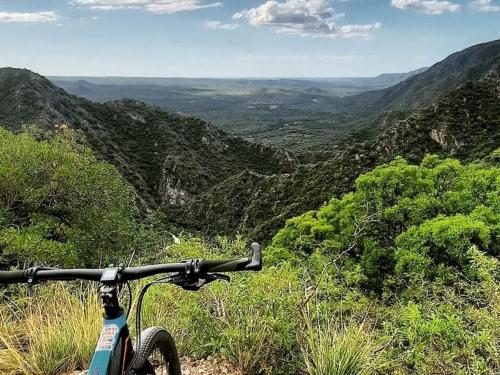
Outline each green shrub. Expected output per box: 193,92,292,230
270,155,499,292
0,127,135,266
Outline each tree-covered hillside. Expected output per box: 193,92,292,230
0,68,297,209
346,38,500,112
175,74,500,241
0,40,499,242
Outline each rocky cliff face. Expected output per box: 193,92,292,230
375,72,500,162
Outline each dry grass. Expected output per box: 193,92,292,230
301,305,377,375
0,283,101,375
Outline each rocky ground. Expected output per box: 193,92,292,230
70,356,242,375
180,357,242,375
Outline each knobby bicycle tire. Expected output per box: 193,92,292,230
138,326,182,375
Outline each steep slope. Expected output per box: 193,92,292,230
0,68,297,208
0,68,88,129
374,72,500,161
349,39,500,111
174,73,500,241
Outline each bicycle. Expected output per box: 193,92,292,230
0,242,262,375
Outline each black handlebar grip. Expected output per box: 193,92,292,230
0,270,27,285
199,242,262,273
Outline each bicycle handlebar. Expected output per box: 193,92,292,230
0,243,262,285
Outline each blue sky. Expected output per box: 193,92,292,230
0,0,499,77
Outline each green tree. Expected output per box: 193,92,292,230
270,155,499,292
0,127,135,267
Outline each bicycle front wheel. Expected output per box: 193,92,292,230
138,326,182,375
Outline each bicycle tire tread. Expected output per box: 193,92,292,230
138,326,182,375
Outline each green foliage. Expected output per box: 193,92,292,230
267,155,500,374
271,156,499,292
1,236,499,374
0,128,135,266
303,317,376,375
1,152,499,374
381,251,499,374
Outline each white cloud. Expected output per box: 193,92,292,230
470,0,500,12
391,0,460,14
0,11,60,23
72,0,222,14
204,20,239,30
233,0,381,40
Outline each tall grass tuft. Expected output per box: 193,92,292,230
302,310,376,375
0,283,102,375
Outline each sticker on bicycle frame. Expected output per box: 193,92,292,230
95,324,119,351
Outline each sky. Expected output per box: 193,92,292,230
0,0,499,77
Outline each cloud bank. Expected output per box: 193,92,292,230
233,0,381,39
0,11,60,23
470,0,500,12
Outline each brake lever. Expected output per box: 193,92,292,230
170,272,230,291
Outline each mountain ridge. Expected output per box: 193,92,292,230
0,39,499,240
0,68,298,209
347,39,500,111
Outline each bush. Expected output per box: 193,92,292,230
268,156,500,374
270,155,499,292
0,127,135,267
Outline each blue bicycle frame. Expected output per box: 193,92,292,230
85,282,136,375
87,313,130,375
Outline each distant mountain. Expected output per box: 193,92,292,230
174,72,500,240
49,74,424,91
367,67,428,88
0,68,297,209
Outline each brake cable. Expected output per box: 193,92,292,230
126,276,173,374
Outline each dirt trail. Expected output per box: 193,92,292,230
70,357,243,375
